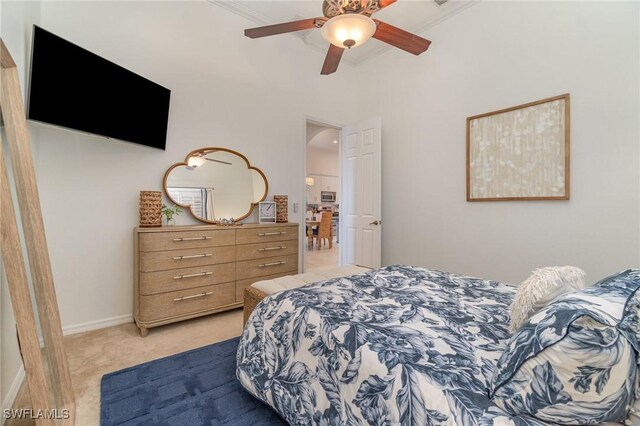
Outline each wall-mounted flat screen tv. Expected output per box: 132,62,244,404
28,26,171,150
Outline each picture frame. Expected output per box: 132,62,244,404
466,94,570,201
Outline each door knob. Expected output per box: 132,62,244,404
369,220,381,226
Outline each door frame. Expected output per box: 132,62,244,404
301,115,344,272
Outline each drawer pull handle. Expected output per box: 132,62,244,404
173,291,213,302
258,232,286,236
173,236,212,242
259,261,286,267
258,246,286,251
172,254,212,260
173,272,213,280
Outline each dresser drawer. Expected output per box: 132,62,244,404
236,241,299,262
236,254,298,281
236,226,297,245
235,271,295,302
139,229,235,252
138,282,236,322
139,263,235,295
139,246,235,272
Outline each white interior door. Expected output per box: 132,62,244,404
340,117,382,268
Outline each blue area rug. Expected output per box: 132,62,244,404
100,337,286,425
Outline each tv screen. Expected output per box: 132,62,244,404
28,26,171,150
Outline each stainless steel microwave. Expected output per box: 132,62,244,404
321,191,336,202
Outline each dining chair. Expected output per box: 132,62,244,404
314,212,333,249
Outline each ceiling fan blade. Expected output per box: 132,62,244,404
204,158,232,166
244,18,324,39
321,44,345,75
372,20,431,55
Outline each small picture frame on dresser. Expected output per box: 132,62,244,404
258,201,277,223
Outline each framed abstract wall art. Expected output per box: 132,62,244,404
466,94,570,201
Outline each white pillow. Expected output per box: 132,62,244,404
509,266,587,333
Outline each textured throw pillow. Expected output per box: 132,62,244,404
509,266,587,333
490,270,640,425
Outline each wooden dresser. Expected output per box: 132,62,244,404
134,223,299,336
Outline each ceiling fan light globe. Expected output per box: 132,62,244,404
321,14,376,49
187,156,206,169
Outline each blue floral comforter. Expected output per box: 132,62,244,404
236,265,546,425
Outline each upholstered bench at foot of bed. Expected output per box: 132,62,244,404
243,265,370,324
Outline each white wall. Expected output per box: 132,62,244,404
306,128,340,205
307,147,339,177
3,0,637,321
360,1,640,284
307,128,340,206
1,0,639,412
32,0,364,330
0,0,41,417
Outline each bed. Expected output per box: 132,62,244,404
236,264,562,425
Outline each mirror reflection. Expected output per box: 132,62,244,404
163,148,268,223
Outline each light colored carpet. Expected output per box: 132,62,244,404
8,309,244,426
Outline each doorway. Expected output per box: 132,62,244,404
304,119,341,272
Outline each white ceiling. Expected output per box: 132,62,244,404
211,0,479,65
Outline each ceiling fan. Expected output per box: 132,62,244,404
187,150,233,170
244,0,432,75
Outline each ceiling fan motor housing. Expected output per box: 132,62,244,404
322,0,383,18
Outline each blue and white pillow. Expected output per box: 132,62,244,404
490,270,640,424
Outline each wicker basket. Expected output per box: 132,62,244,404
243,286,268,324
139,191,162,227
273,195,288,223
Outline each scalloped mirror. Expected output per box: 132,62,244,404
163,148,268,223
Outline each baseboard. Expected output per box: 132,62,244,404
39,314,134,347
62,313,133,336
6,314,134,419
1,365,25,426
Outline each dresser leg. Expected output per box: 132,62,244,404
139,326,149,337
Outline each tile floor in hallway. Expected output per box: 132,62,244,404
305,241,339,272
